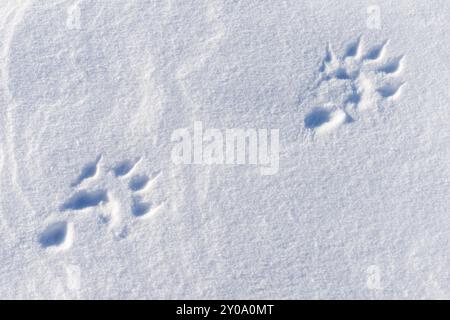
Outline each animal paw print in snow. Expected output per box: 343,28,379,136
303,36,406,135
39,155,165,250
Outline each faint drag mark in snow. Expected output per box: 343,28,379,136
302,37,406,135
66,0,81,30
175,0,225,84
366,265,383,291
0,0,34,236
39,156,166,246
366,5,381,30
172,0,226,210
23,261,82,299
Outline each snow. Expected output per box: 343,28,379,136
0,0,449,299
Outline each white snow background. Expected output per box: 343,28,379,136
0,0,449,299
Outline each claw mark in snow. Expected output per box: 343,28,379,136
304,106,348,135
39,221,73,250
363,40,388,60
131,196,151,217
128,174,150,191
377,55,405,74
377,82,405,98
344,36,362,58
71,155,102,187
113,158,141,177
61,189,108,211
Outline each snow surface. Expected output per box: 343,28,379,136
0,0,449,299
